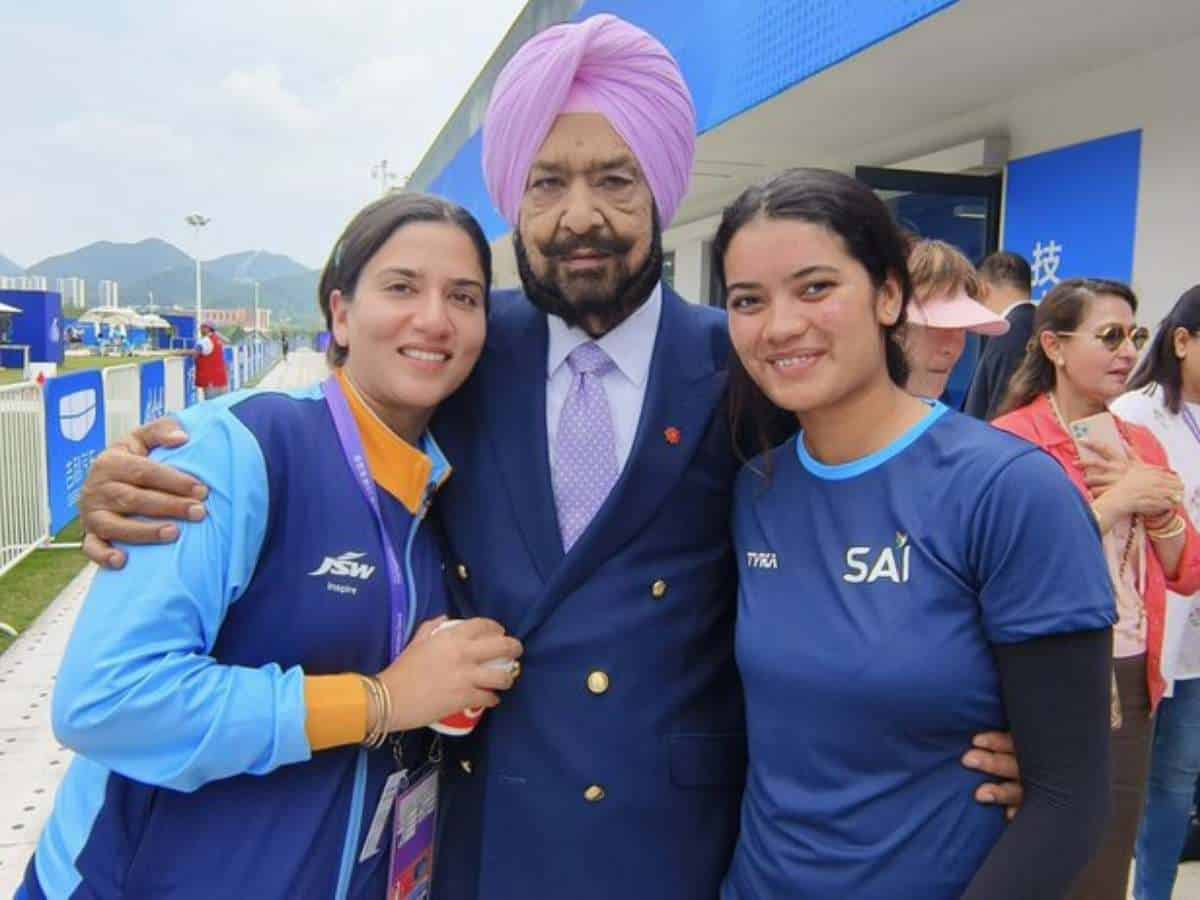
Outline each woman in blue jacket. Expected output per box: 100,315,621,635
19,193,522,900
715,168,1116,899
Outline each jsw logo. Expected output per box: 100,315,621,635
309,551,376,581
843,533,912,584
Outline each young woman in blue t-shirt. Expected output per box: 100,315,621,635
714,168,1116,899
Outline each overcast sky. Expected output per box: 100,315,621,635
0,0,527,269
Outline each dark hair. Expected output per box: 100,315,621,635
1126,284,1200,414
318,192,492,367
711,167,913,461
977,251,1032,296
998,277,1139,416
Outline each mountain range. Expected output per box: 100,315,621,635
2,239,322,327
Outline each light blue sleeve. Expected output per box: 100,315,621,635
51,401,312,793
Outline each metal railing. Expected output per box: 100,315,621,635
0,382,49,577
101,364,140,447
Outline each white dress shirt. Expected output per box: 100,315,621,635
546,283,663,474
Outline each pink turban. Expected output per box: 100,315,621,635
482,14,696,229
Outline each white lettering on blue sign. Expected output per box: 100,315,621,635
1031,239,1063,298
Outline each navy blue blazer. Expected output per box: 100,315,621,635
430,286,746,900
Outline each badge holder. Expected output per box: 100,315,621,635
360,733,443,900
387,735,442,900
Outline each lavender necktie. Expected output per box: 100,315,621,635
553,342,619,551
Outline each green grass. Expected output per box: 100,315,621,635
0,519,88,656
0,353,186,386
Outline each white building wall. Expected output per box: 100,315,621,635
995,33,1200,325
663,214,720,305
663,33,1200,325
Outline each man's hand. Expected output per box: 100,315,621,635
963,732,1024,821
80,418,207,570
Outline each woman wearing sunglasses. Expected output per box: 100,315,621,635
994,278,1200,900
1111,285,1200,900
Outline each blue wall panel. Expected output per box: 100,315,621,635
579,0,956,134
2,289,65,364
140,360,166,423
1003,130,1142,299
427,131,506,241
422,0,958,238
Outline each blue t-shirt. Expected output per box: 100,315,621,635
723,403,1115,900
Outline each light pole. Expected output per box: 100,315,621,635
185,213,211,333
371,159,394,196
252,280,261,343
371,160,408,197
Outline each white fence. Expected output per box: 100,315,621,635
0,343,280,586
164,356,186,413
101,364,140,447
0,383,50,577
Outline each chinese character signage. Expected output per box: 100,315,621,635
44,371,106,534
183,356,198,407
140,360,166,423
1004,130,1141,299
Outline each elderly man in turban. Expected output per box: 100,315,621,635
423,16,749,899
75,14,1024,900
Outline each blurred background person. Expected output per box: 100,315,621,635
1113,284,1200,900
994,277,1200,900
901,239,1009,401
964,252,1035,421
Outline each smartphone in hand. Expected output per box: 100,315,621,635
1069,412,1127,465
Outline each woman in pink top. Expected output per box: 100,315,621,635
993,278,1200,900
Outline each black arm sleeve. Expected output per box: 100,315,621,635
961,628,1113,900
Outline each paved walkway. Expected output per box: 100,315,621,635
2,349,1198,896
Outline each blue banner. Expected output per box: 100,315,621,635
183,356,198,406
140,360,166,423
44,370,106,534
1004,130,1142,299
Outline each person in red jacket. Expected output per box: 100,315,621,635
193,321,229,399
993,277,1200,900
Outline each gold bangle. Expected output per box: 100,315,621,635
377,675,393,740
359,675,378,748
1148,515,1186,541
360,675,387,750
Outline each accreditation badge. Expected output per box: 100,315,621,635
387,766,439,900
